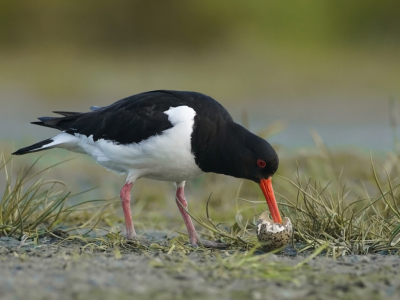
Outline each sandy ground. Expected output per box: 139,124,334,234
1,235,400,300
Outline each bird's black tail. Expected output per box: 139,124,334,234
12,138,55,155
13,110,83,156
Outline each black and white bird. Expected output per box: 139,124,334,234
13,90,281,248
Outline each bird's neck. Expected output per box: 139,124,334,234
191,122,254,178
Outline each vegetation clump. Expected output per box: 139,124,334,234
3,135,400,258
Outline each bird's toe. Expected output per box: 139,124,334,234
125,235,152,246
198,239,228,249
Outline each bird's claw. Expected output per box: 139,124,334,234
193,239,228,249
125,235,152,246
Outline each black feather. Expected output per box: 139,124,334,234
37,116,56,122
12,138,54,155
53,111,81,117
31,121,55,128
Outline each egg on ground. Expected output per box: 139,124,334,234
256,212,292,252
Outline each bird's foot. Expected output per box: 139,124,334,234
125,234,151,246
193,238,228,249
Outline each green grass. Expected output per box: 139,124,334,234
0,153,113,239
272,134,400,255
2,133,400,257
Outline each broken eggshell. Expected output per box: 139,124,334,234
256,212,292,252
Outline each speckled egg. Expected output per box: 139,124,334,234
256,212,292,252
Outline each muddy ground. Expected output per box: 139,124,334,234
1,235,400,300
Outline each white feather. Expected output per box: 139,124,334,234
37,133,80,151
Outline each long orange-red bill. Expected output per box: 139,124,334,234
259,178,282,224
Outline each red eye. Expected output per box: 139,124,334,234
257,159,266,168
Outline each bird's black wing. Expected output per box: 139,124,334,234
32,91,188,145
32,90,233,145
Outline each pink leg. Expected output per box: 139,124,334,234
175,183,199,246
120,182,136,239
175,182,226,248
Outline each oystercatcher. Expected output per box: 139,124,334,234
13,90,281,247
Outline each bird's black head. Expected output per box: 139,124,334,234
226,125,281,223
192,121,282,224
235,131,279,183
193,122,279,183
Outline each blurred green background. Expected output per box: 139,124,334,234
0,3,399,182
1,0,399,149
1,0,400,234
2,1,399,50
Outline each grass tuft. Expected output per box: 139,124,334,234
0,153,111,239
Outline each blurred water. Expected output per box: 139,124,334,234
1,86,393,152
268,123,392,151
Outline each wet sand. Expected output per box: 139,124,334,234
1,236,400,300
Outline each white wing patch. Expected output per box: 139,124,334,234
51,105,203,182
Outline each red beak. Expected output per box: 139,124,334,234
259,178,282,224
